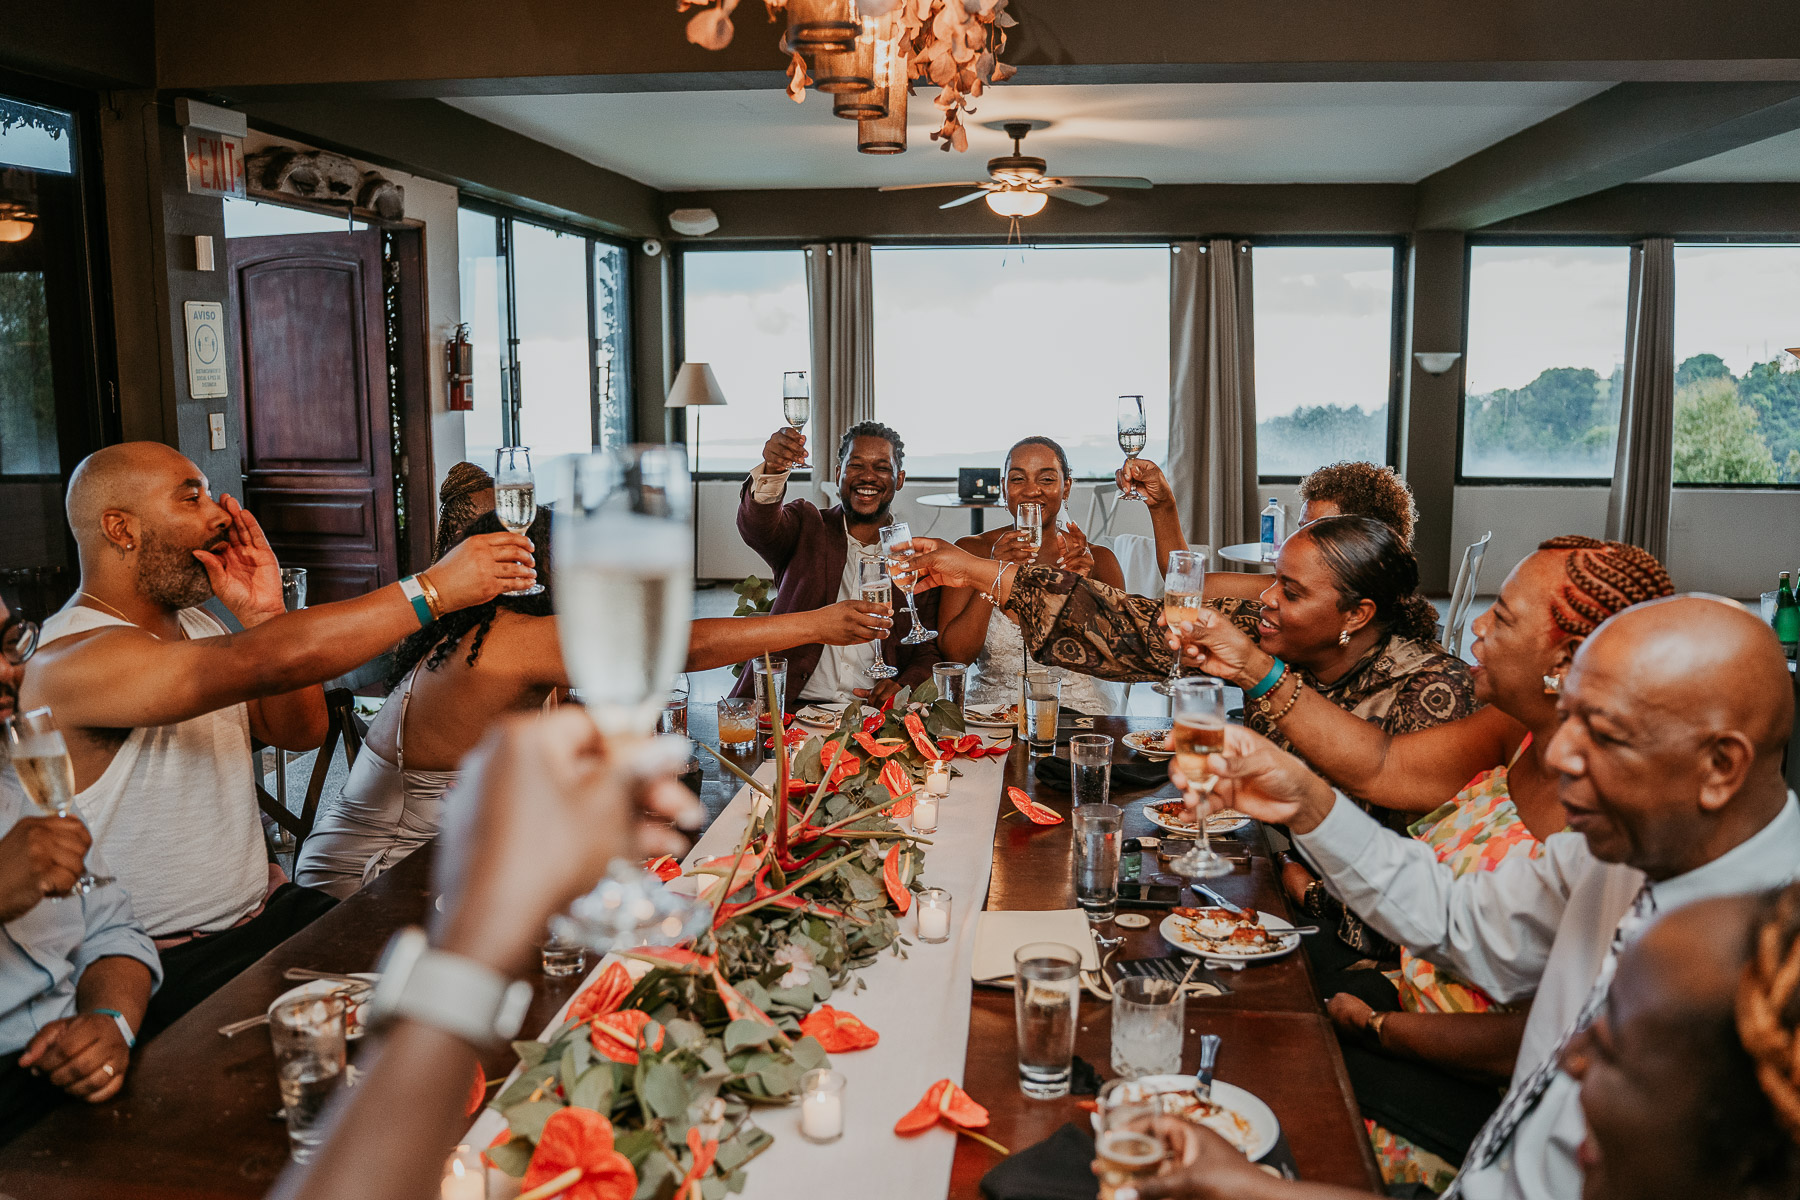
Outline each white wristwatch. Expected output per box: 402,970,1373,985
366,927,534,1047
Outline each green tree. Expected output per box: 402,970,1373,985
1672,376,1778,484
0,270,57,475
1463,366,1618,473
1736,359,1800,480
1675,352,1732,388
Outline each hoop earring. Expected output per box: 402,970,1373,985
1338,629,1352,647
1543,674,1562,695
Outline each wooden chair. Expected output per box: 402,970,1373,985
1440,530,1494,659
255,687,368,863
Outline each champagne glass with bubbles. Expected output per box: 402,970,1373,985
783,371,810,470
879,521,936,645
494,446,544,596
858,555,898,681
1154,548,1207,696
1116,395,1148,501
4,707,111,893
551,446,710,952
1168,677,1231,879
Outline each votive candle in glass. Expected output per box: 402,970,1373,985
440,1144,484,1200
917,887,952,943
911,792,940,834
799,1068,846,1142
924,759,951,798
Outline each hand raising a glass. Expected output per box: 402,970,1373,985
878,522,936,645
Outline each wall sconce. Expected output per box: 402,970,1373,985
1414,352,1462,376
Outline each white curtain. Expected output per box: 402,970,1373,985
1605,237,1675,561
1168,240,1259,554
803,243,875,505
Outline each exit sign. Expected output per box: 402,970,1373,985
184,130,244,199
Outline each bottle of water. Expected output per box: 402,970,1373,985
1259,498,1286,562
1776,570,1799,662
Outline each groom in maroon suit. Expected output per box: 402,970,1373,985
733,420,940,710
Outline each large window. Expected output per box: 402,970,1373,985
1251,244,1397,478
679,249,809,476
1461,245,1630,480
872,245,1169,477
456,206,632,478
1672,244,1800,486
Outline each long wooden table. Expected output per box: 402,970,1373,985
0,714,1380,1197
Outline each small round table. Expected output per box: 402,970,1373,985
1217,542,1274,570
917,492,1007,535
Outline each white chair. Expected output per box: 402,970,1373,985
1081,483,1120,543
1441,530,1493,659
1110,533,1165,600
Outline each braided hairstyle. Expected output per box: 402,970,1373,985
1296,515,1442,645
1535,535,1674,637
434,461,494,562
1737,884,1800,1185
386,508,553,690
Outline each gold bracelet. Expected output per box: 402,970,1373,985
414,571,445,620
1367,1011,1389,1046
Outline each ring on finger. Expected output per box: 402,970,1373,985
102,1063,115,1077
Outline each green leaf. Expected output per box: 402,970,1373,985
911,679,939,706
570,1062,614,1113
664,1017,707,1051
767,984,815,1011
501,1098,565,1143
512,1040,551,1071
809,967,835,1002
485,1136,533,1178
641,1059,691,1118
496,1062,558,1109
559,1041,582,1097
715,1137,752,1172
756,1059,801,1097
723,1018,776,1053
702,1176,729,1200
790,1034,829,1073
614,1127,662,1168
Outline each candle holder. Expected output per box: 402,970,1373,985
440,1144,485,1200
924,759,951,798
916,887,952,943
799,1068,846,1143
911,791,940,834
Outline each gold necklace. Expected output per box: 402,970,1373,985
77,590,167,641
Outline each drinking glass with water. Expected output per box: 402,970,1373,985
1013,941,1082,1098
932,661,968,711
270,994,347,1163
751,657,788,759
1110,976,1186,1078
1069,733,1114,807
1074,804,1122,922
1024,670,1060,756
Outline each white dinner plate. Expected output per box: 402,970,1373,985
269,974,379,1039
1159,910,1299,963
1090,1076,1280,1162
794,702,850,729
1142,801,1252,837
962,705,1020,730
1122,729,1173,760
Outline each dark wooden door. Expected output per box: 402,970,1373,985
226,232,396,604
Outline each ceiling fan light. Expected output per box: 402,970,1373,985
985,188,1046,218
0,215,33,243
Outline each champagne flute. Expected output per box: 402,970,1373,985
1167,677,1231,879
1093,1080,1169,1200
783,371,810,470
1154,548,1207,696
3,707,111,893
494,446,545,596
857,555,898,681
878,521,937,645
1116,395,1148,501
550,446,710,951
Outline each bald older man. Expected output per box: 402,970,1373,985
1193,595,1800,1200
22,442,534,1031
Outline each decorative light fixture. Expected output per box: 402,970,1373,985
832,20,890,120
0,211,33,243
1413,352,1463,376
984,186,1047,218
810,20,877,96
783,0,859,52
858,40,909,154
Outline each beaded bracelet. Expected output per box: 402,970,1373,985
1260,672,1304,723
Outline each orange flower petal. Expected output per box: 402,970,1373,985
467,1062,487,1118
800,1005,881,1052
524,1107,639,1200
883,844,912,915
854,731,906,758
903,712,940,760
881,759,916,818
1007,786,1064,825
894,1078,989,1135
589,1009,662,1064
569,961,634,1024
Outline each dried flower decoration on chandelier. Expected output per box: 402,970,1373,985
677,0,1017,153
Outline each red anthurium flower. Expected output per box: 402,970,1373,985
467,1062,488,1117
902,712,940,760
589,1009,664,1064
883,844,912,914
522,1106,638,1200
677,1126,720,1200
800,1005,880,1052
894,1078,990,1135
820,739,864,786
644,854,682,882
709,968,789,1043
568,961,634,1025
861,711,885,734
954,734,984,755
1007,786,1064,825
880,759,916,818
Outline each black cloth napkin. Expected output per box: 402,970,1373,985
980,1122,1304,1200
1034,754,1171,793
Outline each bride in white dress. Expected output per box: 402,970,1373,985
936,437,1124,715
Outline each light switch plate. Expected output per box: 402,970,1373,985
208,412,226,451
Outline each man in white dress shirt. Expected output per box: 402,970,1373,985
1195,594,1800,1200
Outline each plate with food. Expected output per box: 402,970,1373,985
1092,1076,1279,1162
1160,907,1299,962
1143,800,1252,836
1122,729,1174,760
793,702,851,730
962,703,1021,730
268,974,379,1039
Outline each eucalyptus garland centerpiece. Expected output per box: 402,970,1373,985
481,668,982,1200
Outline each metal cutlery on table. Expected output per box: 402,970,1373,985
217,973,373,1037
1194,1033,1221,1102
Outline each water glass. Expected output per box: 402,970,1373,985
1013,941,1082,1098
1110,977,1186,1079
932,661,968,711
540,928,588,977
1069,733,1114,807
1025,670,1061,756
751,657,788,758
1074,804,1122,922
270,994,347,1163
1016,501,1045,555
717,698,757,753
657,696,688,737
280,567,308,612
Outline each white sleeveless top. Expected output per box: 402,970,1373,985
965,601,1118,716
40,606,267,937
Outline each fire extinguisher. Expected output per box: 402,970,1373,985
446,323,474,411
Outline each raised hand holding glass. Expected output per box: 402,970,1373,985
494,446,544,595
858,555,898,680
878,522,936,645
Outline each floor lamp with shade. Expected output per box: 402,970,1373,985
666,362,729,579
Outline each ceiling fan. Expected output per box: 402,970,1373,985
878,121,1152,217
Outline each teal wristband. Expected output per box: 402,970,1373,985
397,576,435,628
1245,657,1287,702
88,1007,135,1048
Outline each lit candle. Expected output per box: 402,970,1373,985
441,1145,485,1200
799,1069,845,1142
924,759,951,798
916,887,952,943
911,793,939,834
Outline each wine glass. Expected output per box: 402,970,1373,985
550,445,710,951
783,371,810,470
1167,677,1231,880
878,522,937,645
1154,549,1207,696
3,707,111,893
494,446,544,596
857,555,898,681
1116,396,1148,501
